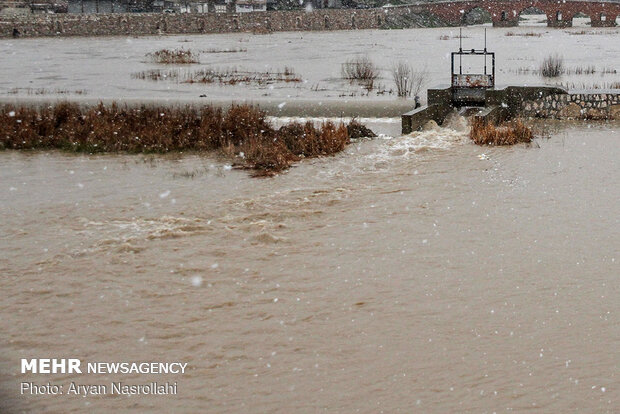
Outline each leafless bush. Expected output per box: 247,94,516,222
540,54,564,78
341,55,379,89
390,61,428,98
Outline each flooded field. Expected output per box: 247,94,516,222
1,23,619,413
0,22,619,104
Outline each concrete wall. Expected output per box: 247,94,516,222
402,85,620,134
522,92,620,120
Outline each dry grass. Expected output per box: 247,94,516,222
568,66,616,75
439,34,471,40
202,47,247,53
470,117,533,146
132,67,301,85
0,103,368,175
540,54,564,78
146,48,199,64
131,69,181,81
557,81,620,90
7,88,86,95
505,31,542,37
512,65,616,76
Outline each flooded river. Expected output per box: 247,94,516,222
1,22,619,413
1,118,618,412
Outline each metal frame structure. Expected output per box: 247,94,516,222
450,29,495,106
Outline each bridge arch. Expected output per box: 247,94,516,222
389,0,620,28
517,7,547,26
571,11,592,27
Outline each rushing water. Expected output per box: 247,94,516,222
1,22,619,413
1,117,618,412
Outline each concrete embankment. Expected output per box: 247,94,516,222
402,85,620,134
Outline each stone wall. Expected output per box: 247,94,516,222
0,7,432,38
2,0,619,38
522,92,620,120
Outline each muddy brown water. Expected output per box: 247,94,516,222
0,118,618,413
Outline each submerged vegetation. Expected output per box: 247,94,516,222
469,117,533,146
505,31,542,37
557,81,620,90
132,66,301,85
540,54,564,78
0,103,372,175
341,55,379,90
146,48,199,64
390,61,427,98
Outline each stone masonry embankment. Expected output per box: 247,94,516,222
522,92,620,120
0,7,435,38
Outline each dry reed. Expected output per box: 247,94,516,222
132,67,301,85
0,103,369,175
540,54,564,78
470,117,533,146
146,48,199,64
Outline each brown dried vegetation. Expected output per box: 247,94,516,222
0,103,368,175
469,117,534,146
146,48,199,64
132,67,301,85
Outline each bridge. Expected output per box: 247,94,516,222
400,0,620,27
200,0,620,28
2,0,619,38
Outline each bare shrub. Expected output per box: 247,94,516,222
390,61,428,98
540,54,564,78
341,55,379,89
146,48,199,64
470,117,533,146
346,119,377,139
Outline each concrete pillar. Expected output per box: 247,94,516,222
547,11,572,27
591,14,617,27
547,18,572,27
